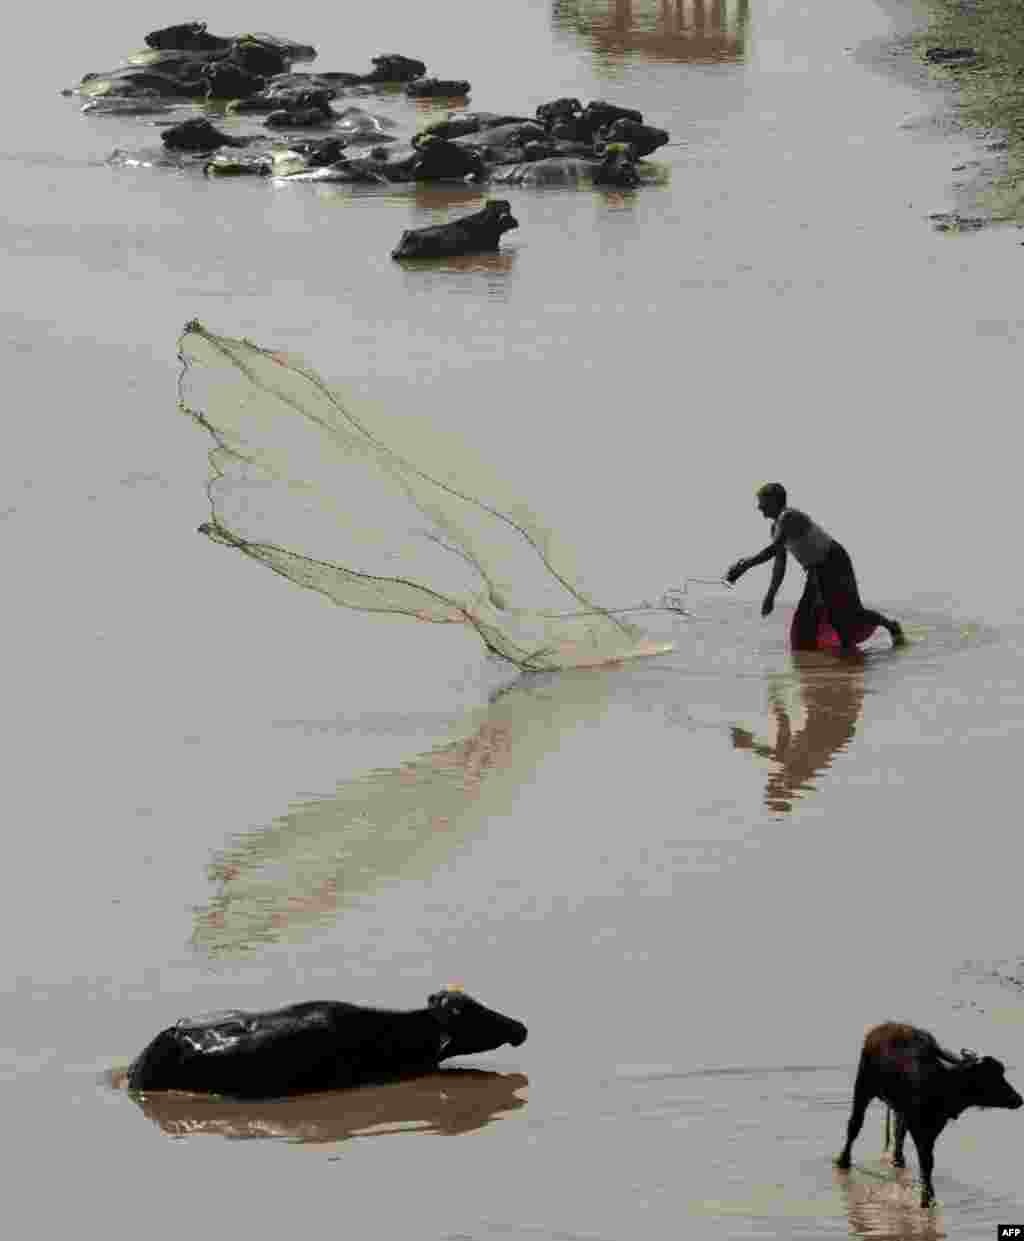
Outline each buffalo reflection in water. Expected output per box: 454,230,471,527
731,652,865,813
835,1165,948,1240
121,1068,528,1144
553,0,748,65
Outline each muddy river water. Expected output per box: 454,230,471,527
4,0,1024,1236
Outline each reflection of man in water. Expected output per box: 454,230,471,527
731,654,864,813
725,483,904,650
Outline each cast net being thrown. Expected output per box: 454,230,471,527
177,320,675,672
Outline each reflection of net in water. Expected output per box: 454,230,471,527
195,716,515,954
192,667,630,956
177,320,673,672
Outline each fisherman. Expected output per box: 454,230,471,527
725,483,904,650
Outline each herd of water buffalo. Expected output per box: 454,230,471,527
71,21,673,259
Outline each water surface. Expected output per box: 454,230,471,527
4,0,1024,1237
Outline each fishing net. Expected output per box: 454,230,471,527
177,320,676,671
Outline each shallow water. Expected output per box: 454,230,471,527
4,0,1024,1237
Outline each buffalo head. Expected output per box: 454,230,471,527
480,200,519,237
428,986,527,1058
962,1055,1023,1110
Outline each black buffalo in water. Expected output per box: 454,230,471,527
127,986,528,1098
415,113,535,143
535,98,644,144
392,200,518,259
161,117,249,152
405,77,471,98
836,1021,1022,1207
377,136,487,183
142,25,317,63
77,29,317,100
597,117,668,159
592,143,641,187
144,22,232,52
313,53,427,87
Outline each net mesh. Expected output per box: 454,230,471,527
177,320,673,671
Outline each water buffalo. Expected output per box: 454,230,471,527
364,53,426,82
592,143,641,187
226,38,292,78
331,107,398,143
391,200,518,259
144,22,232,52
227,81,339,114
490,156,608,188
78,66,203,99
452,121,547,155
126,986,528,1098
161,117,250,152
201,60,267,100
270,136,349,174
597,118,669,158
264,101,337,129
416,114,534,143
319,54,427,87
535,97,582,127
81,97,175,116
541,99,645,143
386,136,486,182
204,154,273,177
405,78,471,98
835,1021,1022,1207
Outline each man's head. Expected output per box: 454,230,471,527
756,482,786,519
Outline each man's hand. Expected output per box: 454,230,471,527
725,559,748,585
761,593,775,617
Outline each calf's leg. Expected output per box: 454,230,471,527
836,1071,872,1168
891,1111,907,1168
908,1123,939,1208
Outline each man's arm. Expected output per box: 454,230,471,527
761,548,787,616
725,540,783,584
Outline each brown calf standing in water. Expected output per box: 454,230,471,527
835,1021,1022,1207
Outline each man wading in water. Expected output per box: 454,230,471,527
725,483,904,650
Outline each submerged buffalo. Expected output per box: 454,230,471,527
598,117,668,158
269,136,349,175
415,113,534,143
161,117,249,152
77,28,318,100
592,142,641,187
331,106,398,143
490,144,643,189
264,99,337,129
143,26,317,63
405,77,470,98
391,200,518,259
385,136,487,182
144,22,232,52
536,98,644,143
308,53,427,88
126,986,528,1098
